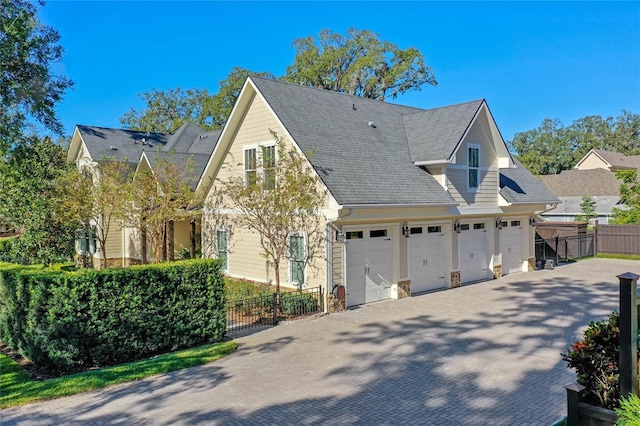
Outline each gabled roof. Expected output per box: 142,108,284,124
575,148,640,171
403,100,484,162
538,168,622,197
200,75,553,207
547,196,621,215
500,158,560,205
250,76,460,206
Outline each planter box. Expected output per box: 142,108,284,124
566,383,618,426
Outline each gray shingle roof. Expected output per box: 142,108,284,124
251,76,456,205
251,76,550,207
538,168,622,196
500,158,560,204
593,149,640,169
77,123,221,180
404,100,484,162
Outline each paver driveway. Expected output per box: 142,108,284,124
2,258,639,425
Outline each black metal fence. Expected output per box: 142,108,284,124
535,233,595,266
225,287,324,334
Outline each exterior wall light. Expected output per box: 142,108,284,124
529,216,536,226
335,227,345,243
496,217,503,230
454,219,462,234
402,222,410,238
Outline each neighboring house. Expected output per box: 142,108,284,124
539,149,635,223
574,148,640,172
196,76,558,308
67,123,220,267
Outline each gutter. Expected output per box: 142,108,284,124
413,159,449,166
341,202,459,209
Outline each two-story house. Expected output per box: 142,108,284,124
196,76,558,308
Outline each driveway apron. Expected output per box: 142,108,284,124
2,258,637,425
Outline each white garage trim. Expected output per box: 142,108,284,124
499,218,527,275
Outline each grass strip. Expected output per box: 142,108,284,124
0,341,237,408
596,253,640,261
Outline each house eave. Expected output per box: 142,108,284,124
341,202,459,209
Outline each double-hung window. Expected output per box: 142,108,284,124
262,145,276,190
217,229,228,271
289,234,305,288
244,148,257,186
468,145,480,190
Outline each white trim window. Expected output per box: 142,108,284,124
262,144,276,190
216,228,228,271
289,233,305,288
244,147,257,187
468,144,480,191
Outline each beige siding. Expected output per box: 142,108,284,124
104,223,123,260
172,219,193,258
331,240,343,288
227,225,269,282
447,110,500,207
577,153,608,170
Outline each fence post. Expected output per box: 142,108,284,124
618,272,640,397
555,236,559,265
594,221,598,256
565,383,585,426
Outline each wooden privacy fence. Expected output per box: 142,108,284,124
597,224,640,255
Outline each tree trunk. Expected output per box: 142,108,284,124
274,259,281,317
190,219,196,259
140,225,147,265
168,220,175,261
162,220,167,261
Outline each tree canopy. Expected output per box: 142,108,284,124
509,111,640,175
0,0,73,153
610,169,640,224
120,28,435,133
283,28,437,100
120,67,275,133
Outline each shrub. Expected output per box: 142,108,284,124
562,312,621,409
0,259,226,374
280,292,318,316
616,393,640,425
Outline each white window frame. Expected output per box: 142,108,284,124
261,143,277,191
467,143,480,192
288,232,306,288
243,145,258,187
216,228,229,272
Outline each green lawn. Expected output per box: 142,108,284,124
596,253,640,261
0,341,237,408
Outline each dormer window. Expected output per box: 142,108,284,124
468,144,480,190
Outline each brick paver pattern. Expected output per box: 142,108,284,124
2,258,637,425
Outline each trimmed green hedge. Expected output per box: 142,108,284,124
0,259,226,373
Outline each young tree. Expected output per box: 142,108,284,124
131,155,196,263
575,195,597,226
55,159,134,268
0,0,73,153
219,131,327,298
283,28,437,100
611,169,640,224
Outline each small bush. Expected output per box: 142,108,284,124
616,393,640,425
562,312,621,409
280,292,318,316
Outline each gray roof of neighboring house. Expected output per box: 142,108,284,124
593,149,640,169
250,76,552,206
544,196,621,215
77,123,221,179
499,158,560,204
538,168,622,197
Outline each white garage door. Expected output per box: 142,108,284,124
459,222,492,284
345,228,392,307
500,219,525,275
408,225,446,293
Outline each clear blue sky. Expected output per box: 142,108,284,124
39,1,640,142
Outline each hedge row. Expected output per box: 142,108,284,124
0,259,226,373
